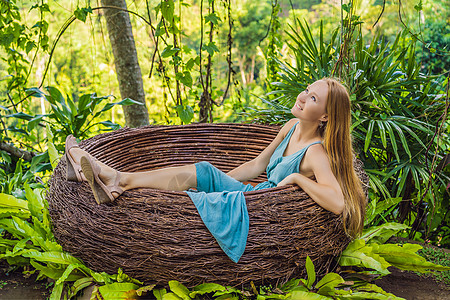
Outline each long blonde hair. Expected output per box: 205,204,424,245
320,78,366,237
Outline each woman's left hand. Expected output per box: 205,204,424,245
277,173,298,187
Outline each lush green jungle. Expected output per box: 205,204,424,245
0,0,450,299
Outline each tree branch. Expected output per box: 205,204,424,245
0,141,35,161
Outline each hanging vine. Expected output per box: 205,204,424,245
262,0,281,92
220,0,234,104
198,0,215,123
144,0,236,124
332,0,361,79
198,0,234,122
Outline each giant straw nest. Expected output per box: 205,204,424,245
47,123,369,287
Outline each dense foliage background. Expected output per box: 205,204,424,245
0,0,449,298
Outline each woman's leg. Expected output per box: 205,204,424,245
121,164,197,191
69,148,197,195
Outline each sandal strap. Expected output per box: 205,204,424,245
110,170,123,194
69,144,80,150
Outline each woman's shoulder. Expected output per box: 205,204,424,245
276,118,299,139
284,118,299,126
304,142,328,162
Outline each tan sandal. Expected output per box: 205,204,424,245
80,155,123,204
64,135,83,181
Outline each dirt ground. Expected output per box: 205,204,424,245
0,262,448,299
376,268,449,300
0,267,50,299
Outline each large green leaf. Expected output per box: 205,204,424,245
305,256,316,289
89,269,116,284
12,238,31,254
0,219,26,239
175,105,194,124
190,283,225,297
96,98,143,116
0,193,29,210
160,0,175,23
339,239,391,275
290,290,331,299
30,260,83,282
22,249,82,265
70,277,94,298
98,282,139,300
366,171,391,199
361,222,409,244
373,243,450,273
77,93,93,113
175,71,193,88
376,120,387,148
24,184,44,220
31,260,67,280
153,288,167,300
0,238,22,250
162,292,183,300
315,273,344,295
351,283,405,300
7,216,59,251
169,280,191,300
364,120,375,153
56,264,83,285
0,207,30,219
49,282,64,300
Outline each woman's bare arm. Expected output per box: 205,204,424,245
226,119,298,182
277,144,345,214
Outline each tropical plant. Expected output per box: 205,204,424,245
0,86,142,189
0,149,150,299
0,158,44,197
339,222,450,276
4,86,142,142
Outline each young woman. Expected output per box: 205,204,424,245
64,78,366,262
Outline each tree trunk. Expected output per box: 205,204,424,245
398,170,414,223
238,54,247,86
101,0,149,128
198,90,212,123
249,54,256,84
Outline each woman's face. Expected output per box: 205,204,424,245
291,80,329,123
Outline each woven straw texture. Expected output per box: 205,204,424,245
47,123,368,287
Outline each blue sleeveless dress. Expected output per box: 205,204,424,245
186,122,321,262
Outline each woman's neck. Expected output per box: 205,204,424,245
292,120,321,143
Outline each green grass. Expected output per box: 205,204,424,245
418,246,450,286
